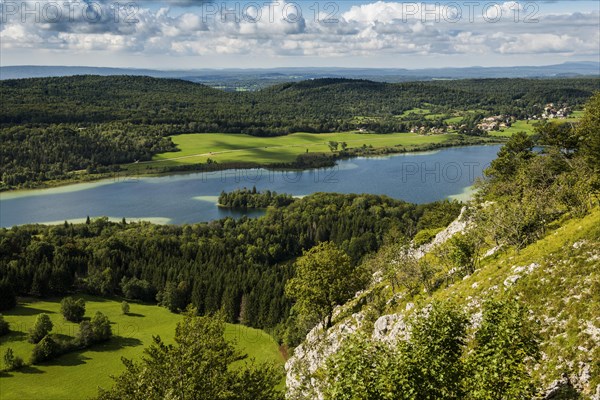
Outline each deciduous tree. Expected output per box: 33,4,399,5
28,313,53,344
285,242,368,330
96,309,282,400
60,297,86,322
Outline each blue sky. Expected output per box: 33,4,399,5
1,1,599,69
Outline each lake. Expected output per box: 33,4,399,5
0,145,501,227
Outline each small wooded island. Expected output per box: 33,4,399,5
218,187,296,209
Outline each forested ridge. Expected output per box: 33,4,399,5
1,76,598,187
0,193,460,334
3,76,598,128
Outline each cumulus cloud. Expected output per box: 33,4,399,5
0,0,598,60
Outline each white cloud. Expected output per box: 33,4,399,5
499,33,597,55
0,0,598,62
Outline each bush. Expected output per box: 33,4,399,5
465,300,540,399
76,313,113,348
75,321,94,348
413,227,444,247
121,301,130,315
60,297,86,322
0,315,9,336
30,335,58,364
28,313,53,344
91,312,112,342
29,334,75,365
3,348,24,371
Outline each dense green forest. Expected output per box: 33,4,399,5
2,76,597,129
0,193,460,333
218,188,296,209
1,76,598,187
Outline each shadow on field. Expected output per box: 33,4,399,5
87,336,143,353
124,313,145,318
0,331,27,343
7,307,56,316
1,365,45,376
47,352,92,367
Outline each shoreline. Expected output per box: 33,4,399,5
1,136,503,196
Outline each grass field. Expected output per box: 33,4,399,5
444,116,464,124
399,108,430,117
489,119,539,137
563,110,584,122
137,132,452,169
490,111,584,137
0,296,284,400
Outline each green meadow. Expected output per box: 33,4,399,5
490,111,584,137
141,111,585,168
398,108,431,117
489,119,538,137
140,131,452,168
0,296,284,400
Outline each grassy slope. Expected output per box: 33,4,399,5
0,296,284,400
385,207,600,392
440,208,600,389
141,132,451,168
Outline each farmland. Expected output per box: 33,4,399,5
141,131,453,168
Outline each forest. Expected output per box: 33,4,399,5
0,193,461,336
1,76,598,187
218,188,296,209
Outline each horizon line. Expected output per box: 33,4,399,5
2,60,599,72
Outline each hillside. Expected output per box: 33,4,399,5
2,76,597,129
285,94,600,399
286,207,600,399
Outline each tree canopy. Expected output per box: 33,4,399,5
0,193,459,333
285,242,369,329
321,300,539,400
60,297,86,322
96,310,283,400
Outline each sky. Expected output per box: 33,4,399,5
0,0,599,69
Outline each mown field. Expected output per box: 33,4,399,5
0,296,284,400
137,131,452,169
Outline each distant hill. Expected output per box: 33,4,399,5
2,75,598,131
1,62,598,87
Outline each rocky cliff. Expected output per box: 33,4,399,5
286,207,600,399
